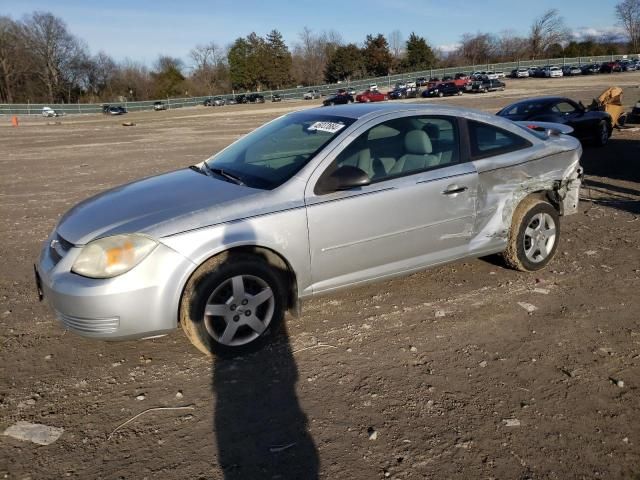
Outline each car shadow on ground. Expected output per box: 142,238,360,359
580,137,640,215
212,326,319,479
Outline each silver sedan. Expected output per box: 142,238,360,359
36,104,583,356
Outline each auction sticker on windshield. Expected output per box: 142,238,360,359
307,121,346,134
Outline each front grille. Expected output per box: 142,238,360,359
56,311,119,334
50,233,73,264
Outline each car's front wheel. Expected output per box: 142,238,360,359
502,197,560,271
180,254,286,356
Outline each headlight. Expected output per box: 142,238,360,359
71,234,158,279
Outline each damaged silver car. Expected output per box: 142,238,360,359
36,104,582,356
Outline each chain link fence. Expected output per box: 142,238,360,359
1,53,638,116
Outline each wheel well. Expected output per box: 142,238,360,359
178,246,299,324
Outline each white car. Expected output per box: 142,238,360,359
406,81,417,88
495,71,506,78
42,107,60,118
303,90,321,100
513,67,530,78
546,66,563,78
368,84,379,91
485,71,499,80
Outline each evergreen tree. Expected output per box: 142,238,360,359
228,33,266,90
264,30,292,89
324,44,363,83
362,34,393,76
403,32,436,71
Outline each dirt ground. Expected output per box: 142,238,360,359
1,73,640,480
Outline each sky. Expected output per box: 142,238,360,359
2,0,623,66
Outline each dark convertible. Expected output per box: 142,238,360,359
496,96,613,146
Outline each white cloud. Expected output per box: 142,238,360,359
437,43,461,53
571,26,627,41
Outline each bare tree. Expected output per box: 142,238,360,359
497,30,528,61
615,0,640,52
292,27,342,85
389,29,404,58
459,32,498,65
189,42,227,94
529,9,569,58
21,12,86,102
0,17,26,103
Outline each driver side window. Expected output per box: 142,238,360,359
321,115,460,191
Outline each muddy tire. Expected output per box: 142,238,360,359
502,197,560,272
180,253,287,357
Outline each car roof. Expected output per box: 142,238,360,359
505,96,569,106
296,103,512,124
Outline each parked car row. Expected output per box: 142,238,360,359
203,93,266,106
510,59,639,78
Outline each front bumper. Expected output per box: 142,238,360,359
36,233,195,340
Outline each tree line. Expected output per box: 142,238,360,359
1,4,638,104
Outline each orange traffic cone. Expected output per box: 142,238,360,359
11,116,19,127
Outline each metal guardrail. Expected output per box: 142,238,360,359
1,53,638,116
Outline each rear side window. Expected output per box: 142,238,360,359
468,120,532,159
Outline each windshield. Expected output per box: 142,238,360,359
204,112,355,190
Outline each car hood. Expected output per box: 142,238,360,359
56,168,272,245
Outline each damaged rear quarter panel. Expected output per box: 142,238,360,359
469,135,582,253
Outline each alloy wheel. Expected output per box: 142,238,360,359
523,213,557,263
203,275,275,347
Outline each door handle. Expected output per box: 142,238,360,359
442,185,468,195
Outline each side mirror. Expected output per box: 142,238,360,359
319,165,371,194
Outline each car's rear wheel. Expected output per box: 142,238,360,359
180,254,286,356
502,197,560,272
594,120,610,147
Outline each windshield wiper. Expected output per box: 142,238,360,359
204,165,245,186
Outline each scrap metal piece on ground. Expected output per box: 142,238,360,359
592,87,625,127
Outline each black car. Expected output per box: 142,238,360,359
600,61,622,73
322,91,354,106
581,63,600,75
271,94,282,102
388,87,419,100
415,77,429,86
422,82,462,98
471,79,505,93
102,104,127,115
246,93,265,103
496,96,613,146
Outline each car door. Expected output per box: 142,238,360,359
304,114,478,294
550,100,588,138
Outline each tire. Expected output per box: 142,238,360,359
502,197,560,272
180,253,287,357
594,120,610,147
329,101,335,106
438,92,444,98
457,90,463,96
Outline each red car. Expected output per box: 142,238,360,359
355,90,387,103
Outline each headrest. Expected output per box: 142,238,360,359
404,130,433,155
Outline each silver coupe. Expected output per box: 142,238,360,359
36,104,583,356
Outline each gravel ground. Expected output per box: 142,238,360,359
1,72,640,479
